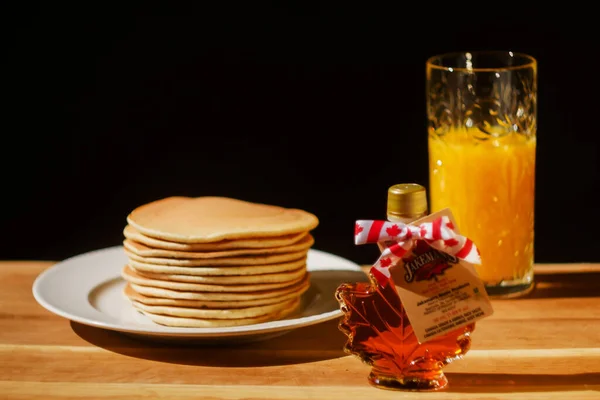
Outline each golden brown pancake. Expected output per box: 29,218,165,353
121,265,306,292
126,196,319,243
128,273,310,301
123,247,308,266
123,233,314,259
123,225,309,251
127,257,307,276
129,265,306,284
123,283,308,308
131,298,299,319
132,298,300,327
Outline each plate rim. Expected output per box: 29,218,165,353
32,245,364,338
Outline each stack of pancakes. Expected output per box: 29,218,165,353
121,196,319,328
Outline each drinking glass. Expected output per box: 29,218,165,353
426,51,537,298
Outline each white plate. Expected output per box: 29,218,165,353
32,246,367,343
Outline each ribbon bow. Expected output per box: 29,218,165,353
355,216,481,286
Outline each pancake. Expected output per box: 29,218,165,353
123,283,308,308
123,225,309,251
130,297,299,319
123,233,314,259
132,298,300,327
121,265,306,292
128,273,310,300
123,247,308,266
127,257,307,276
126,196,319,243
130,265,307,284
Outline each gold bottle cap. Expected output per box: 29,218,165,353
387,183,428,220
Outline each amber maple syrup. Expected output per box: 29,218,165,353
335,184,475,391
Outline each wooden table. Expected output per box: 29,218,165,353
1,261,599,399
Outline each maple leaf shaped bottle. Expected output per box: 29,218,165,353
335,183,475,391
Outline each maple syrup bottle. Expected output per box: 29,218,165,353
335,183,475,391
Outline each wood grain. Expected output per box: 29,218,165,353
1,261,599,399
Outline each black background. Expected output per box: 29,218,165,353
3,5,599,265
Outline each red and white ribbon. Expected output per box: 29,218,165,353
355,216,481,286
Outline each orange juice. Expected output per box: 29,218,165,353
428,128,535,285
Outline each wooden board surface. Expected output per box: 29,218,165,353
1,261,599,399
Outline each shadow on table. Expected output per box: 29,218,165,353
446,372,600,393
71,317,349,367
72,268,368,367
526,270,600,299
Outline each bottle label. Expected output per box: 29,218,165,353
388,208,494,343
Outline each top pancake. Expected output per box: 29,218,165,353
127,196,319,243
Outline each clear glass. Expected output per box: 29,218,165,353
426,51,537,298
